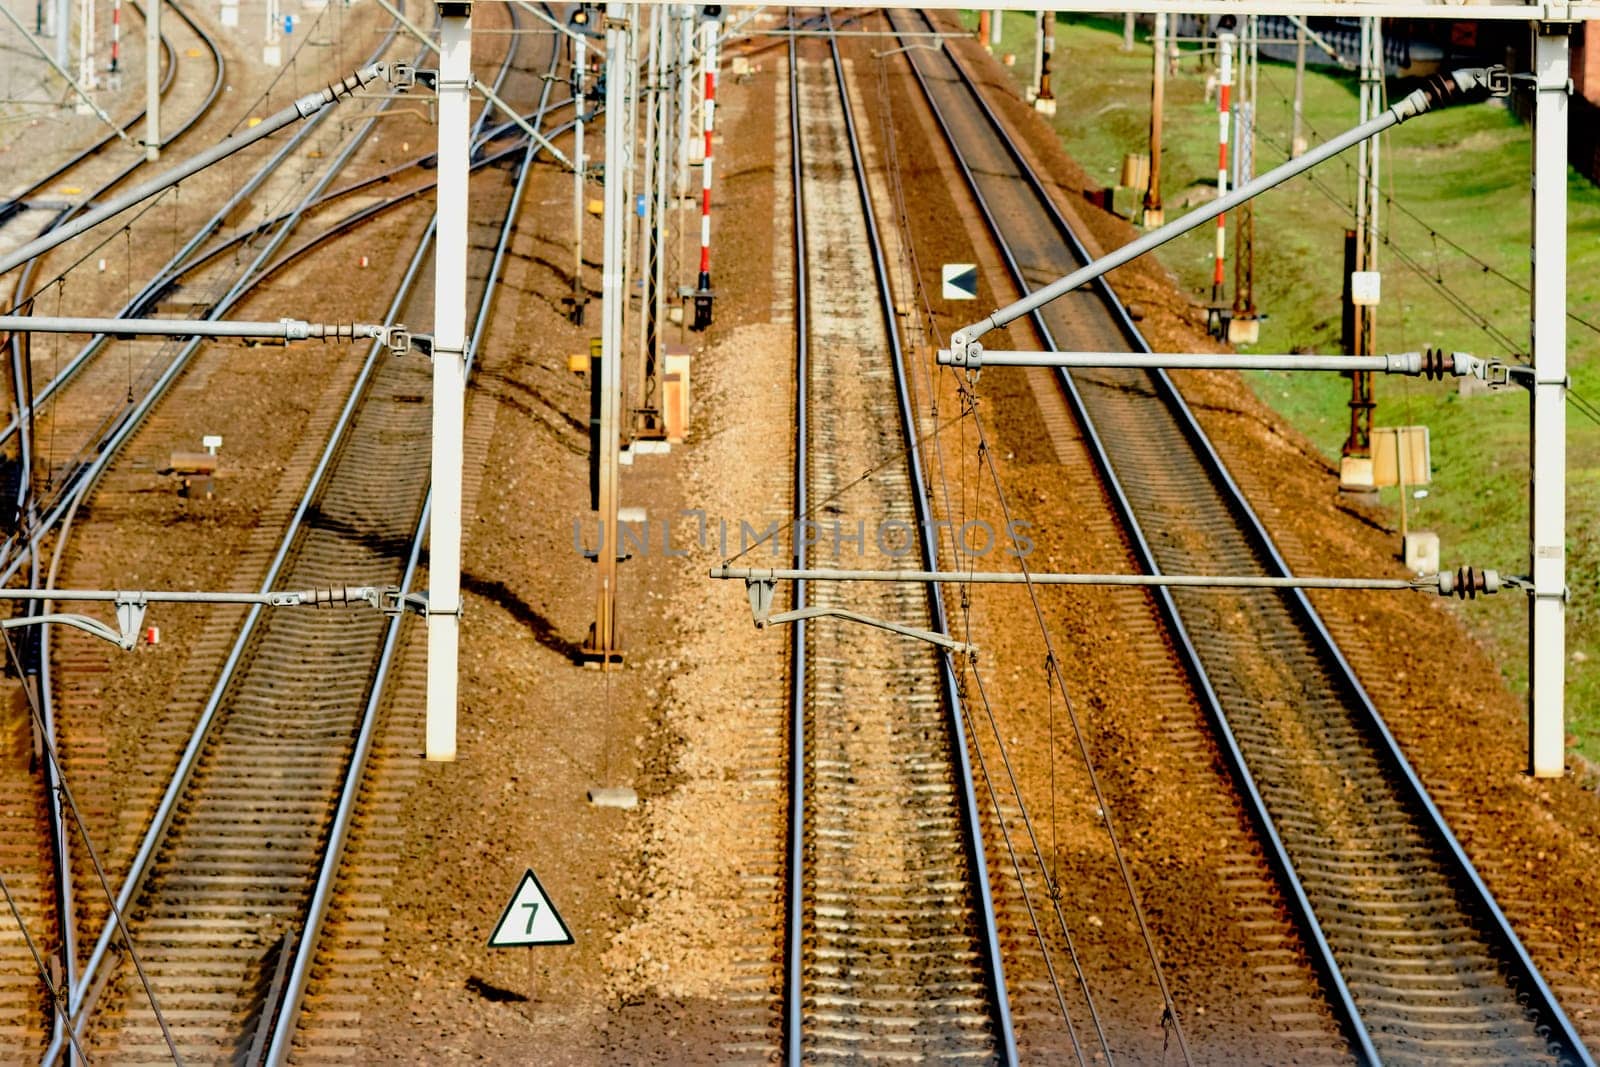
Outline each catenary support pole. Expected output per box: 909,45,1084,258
1122,11,1134,51
636,3,660,430
1028,9,1042,101
586,1,627,663
425,2,471,762
1034,10,1055,114
1143,12,1165,225
989,7,1002,46
649,5,669,411
144,0,158,159
676,4,692,204
264,0,281,65
1342,16,1381,471
55,0,68,66
1529,22,1570,778
77,0,95,93
1230,15,1257,338
1291,16,1307,156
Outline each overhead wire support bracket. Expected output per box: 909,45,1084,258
368,0,575,171
0,315,412,353
939,346,1517,385
0,585,408,650
946,65,1507,365
716,565,1507,599
0,61,407,279
741,577,976,654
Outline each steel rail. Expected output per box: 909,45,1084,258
0,16,552,461
822,17,1017,1063
3,0,196,541
895,10,1590,1064
0,0,477,582
781,17,808,1067
263,12,558,1055
0,5,211,1057
886,11,1384,1062
57,6,549,1055
167,104,585,299
777,13,1017,1062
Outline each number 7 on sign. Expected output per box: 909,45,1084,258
488,868,575,947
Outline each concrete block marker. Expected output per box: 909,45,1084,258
587,786,639,809
942,263,977,300
488,868,574,947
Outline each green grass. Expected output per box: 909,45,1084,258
964,11,1600,758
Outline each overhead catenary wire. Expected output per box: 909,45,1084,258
870,40,1088,1053
870,45,1094,1055
0,626,185,1065
883,10,1196,1061
0,867,90,1064
1248,118,1600,430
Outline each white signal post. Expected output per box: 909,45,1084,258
1529,23,1570,778
426,0,473,762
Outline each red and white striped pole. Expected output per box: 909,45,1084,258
691,13,717,331
109,0,120,75
1212,21,1235,304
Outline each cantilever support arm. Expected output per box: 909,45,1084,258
948,66,1507,360
937,347,1519,385
740,577,975,653
0,584,415,650
0,315,413,353
369,0,575,170
717,565,1508,599
0,63,402,278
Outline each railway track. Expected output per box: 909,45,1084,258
780,16,1013,1063
0,0,185,252
0,4,555,1061
890,10,1590,1065
0,6,223,1057
45,8,560,1059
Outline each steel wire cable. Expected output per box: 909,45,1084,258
1257,63,1600,340
876,15,1196,1060
897,19,1195,1061
1255,65,1600,428
0,867,89,1063
1,626,184,1064
1248,121,1600,431
869,46,1085,1054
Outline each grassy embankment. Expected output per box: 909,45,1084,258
964,11,1600,758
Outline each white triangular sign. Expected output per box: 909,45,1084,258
488,868,574,947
